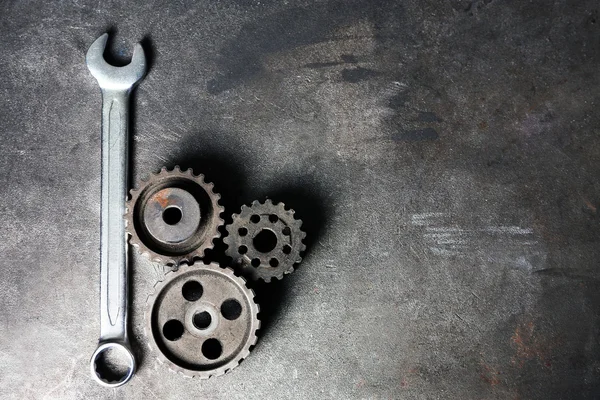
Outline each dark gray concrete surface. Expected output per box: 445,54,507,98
1,0,600,398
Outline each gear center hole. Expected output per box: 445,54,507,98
163,206,182,225
193,311,212,330
253,229,278,253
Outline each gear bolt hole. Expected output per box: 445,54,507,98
238,227,248,236
269,214,279,223
202,339,222,360
163,206,182,225
282,226,291,236
221,299,242,320
253,229,278,253
238,245,248,254
283,245,292,254
163,319,184,341
193,311,212,330
251,258,261,267
182,280,203,302
250,214,260,223
269,258,279,267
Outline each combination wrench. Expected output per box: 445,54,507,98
86,33,147,387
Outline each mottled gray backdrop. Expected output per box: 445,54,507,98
1,0,599,399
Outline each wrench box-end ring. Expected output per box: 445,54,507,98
90,342,136,388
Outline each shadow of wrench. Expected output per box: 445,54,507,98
86,33,146,388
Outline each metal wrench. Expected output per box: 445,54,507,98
86,33,146,388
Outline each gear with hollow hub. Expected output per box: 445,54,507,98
224,199,306,282
145,263,260,378
125,166,224,266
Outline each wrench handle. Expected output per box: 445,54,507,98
99,89,130,342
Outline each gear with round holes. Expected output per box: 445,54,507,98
125,166,224,266
224,199,306,282
145,263,260,378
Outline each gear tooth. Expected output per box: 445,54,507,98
249,335,258,346
239,349,251,359
186,168,194,176
265,198,273,205
238,205,250,216
174,165,182,172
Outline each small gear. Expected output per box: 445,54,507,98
126,166,224,265
224,199,306,282
145,263,260,378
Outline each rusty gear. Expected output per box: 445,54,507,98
125,166,224,265
224,199,306,282
145,263,259,378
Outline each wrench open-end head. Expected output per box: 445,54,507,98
86,33,146,91
87,33,146,388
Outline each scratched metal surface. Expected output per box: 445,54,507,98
1,1,599,399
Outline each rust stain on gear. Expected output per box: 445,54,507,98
125,166,224,266
224,199,306,282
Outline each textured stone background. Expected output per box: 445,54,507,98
1,0,599,399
